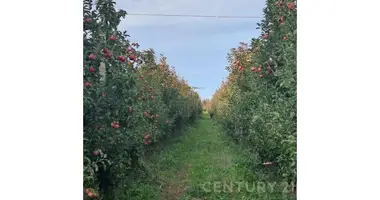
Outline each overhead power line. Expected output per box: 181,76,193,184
127,13,262,19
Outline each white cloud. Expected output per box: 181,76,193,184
116,0,265,27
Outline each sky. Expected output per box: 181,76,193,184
115,0,265,99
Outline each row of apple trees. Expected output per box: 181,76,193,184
209,0,296,185
83,0,202,199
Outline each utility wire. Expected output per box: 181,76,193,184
127,13,262,19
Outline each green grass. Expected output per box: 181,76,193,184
128,112,296,200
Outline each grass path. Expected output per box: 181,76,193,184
131,113,296,200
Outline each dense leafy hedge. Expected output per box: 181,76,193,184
83,0,202,199
209,0,296,184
